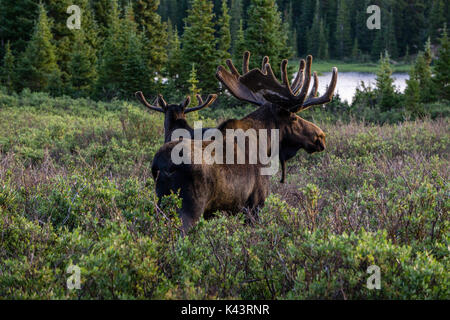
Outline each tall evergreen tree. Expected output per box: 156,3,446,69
433,25,450,100
68,30,97,97
307,0,321,58
133,0,168,74
96,1,151,99
375,51,398,112
181,0,219,92
218,0,232,62
233,20,247,62
245,0,293,76
1,42,16,93
429,0,445,43
230,0,243,51
0,0,38,53
17,4,61,93
167,27,183,92
335,0,352,59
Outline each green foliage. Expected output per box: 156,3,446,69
375,52,401,112
1,42,15,93
434,25,450,101
68,30,97,98
0,91,448,299
217,0,232,62
245,0,293,77
181,0,219,92
335,0,352,59
17,4,61,94
96,2,151,99
133,0,168,74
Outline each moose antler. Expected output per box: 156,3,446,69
185,94,218,113
135,91,217,113
135,91,167,112
216,51,338,113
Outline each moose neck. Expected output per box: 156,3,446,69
164,117,193,143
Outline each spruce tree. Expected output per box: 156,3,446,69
96,1,150,99
0,0,38,53
218,0,232,63
375,51,398,111
405,70,424,117
1,42,16,93
335,0,352,59
307,0,321,58
233,20,247,62
187,63,201,118
133,0,168,74
181,0,219,92
245,0,293,76
429,0,445,43
43,0,100,88
434,25,450,100
18,4,61,93
167,27,183,92
230,0,243,51
68,30,97,97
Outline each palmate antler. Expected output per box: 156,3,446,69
216,51,338,113
135,91,217,113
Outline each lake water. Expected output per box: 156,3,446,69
314,72,409,103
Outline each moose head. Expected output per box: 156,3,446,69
135,91,217,143
216,52,337,183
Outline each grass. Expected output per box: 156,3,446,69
289,59,413,74
0,91,448,299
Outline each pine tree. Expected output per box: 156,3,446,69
187,63,201,107
307,0,321,58
233,20,247,62
18,4,61,93
405,71,424,117
96,1,151,99
429,0,445,43
245,0,293,76
335,0,352,59
133,0,168,74
375,51,398,111
351,39,360,61
1,42,16,93
410,39,434,103
0,0,38,53
167,27,183,91
181,0,219,92
433,24,450,100
318,19,329,60
68,30,97,97
43,0,100,88
91,0,112,38
230,0,243,51
218,0,232,62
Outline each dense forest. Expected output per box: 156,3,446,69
1,0,449,102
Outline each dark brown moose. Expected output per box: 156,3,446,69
135,91,217,143
151,52,338,233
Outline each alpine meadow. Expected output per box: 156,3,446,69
0,0,449,300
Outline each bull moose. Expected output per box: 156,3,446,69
135,91,217,143
151,52,338,233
